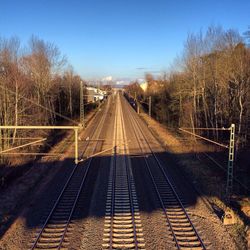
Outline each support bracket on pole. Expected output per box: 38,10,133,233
0,126,80,164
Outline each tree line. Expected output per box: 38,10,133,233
125,26,250,153
0,35,87,160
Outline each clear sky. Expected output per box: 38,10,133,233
0,0,249,81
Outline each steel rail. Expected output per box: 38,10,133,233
109,103,118,249
120,97,139,249
31,97,110,250
123,95,206,249
121,97,180,248
104,93,142,249
128,115,180,248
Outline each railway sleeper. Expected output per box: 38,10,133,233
112,238,135,243
165,205,185,209
112,198,131,202
38,237,63,243
174,231,198,237
48,219,69,224
38,232,64,238
175,235,199,241
169,218,190,223
112,215,132,220
114,197,130,200
113,219,133,224
56,204,75,208
179,248,204,250
110,232,136,238
171,226,194,232
170,222,191,227
113,216,133,220
113,216,141,221
167,210,185,215
114,206,132,211
101,243,129,249
43,228,65,233
164,200,181,204
51,212,70,217
112,208,132,213
167,214,187,219
113,220,142,227
104,228,143,233
46,223,68,228
113,194,130,197
53,207,71,212
35,241,67,248
56,202,75,207
110,234,145,242
114,188,129,191
113,242,145,249
112,224,134,229
178,241,203,248
50,214,69,219
161,195,176,199
164,207,183,211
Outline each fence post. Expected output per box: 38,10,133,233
74,128,79,164
226,124,235,198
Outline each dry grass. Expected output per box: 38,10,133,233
140,113,216,154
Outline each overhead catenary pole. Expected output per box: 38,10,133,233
226,124,235,198
149,96,152,117
134,91,139,113
74,128,79,164
179,124,236,199
80,81,84,127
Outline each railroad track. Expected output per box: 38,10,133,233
123,95,207,250
30,98,110,250
102,94,145,249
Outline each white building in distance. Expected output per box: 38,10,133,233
86,87,107,103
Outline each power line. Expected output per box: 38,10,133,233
0,85,78,125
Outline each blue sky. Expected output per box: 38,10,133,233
0,0,249,81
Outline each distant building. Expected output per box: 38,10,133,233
86,86,107,103
146,81,164,94
140,82,148,92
